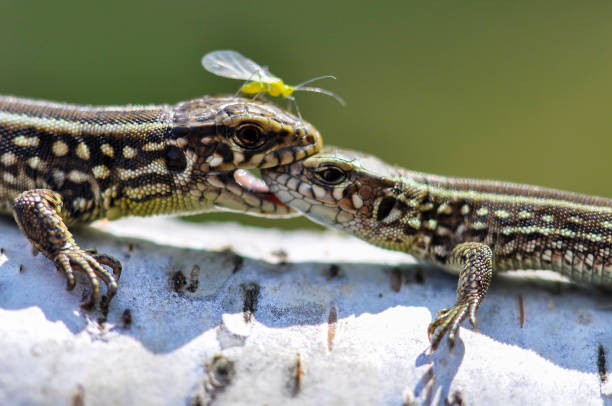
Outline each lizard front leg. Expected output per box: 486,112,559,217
12,189,122,308
428,242,493,351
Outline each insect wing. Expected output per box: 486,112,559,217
201,50,281,83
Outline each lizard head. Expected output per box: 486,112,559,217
261,146,425,250
165,95,322,217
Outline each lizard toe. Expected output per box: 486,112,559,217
428,302,473,351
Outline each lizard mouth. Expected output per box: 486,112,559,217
233,169,272,194
233,169,287,207
208,169,293,216
233,169,291,212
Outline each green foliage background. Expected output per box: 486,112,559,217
1,1,611,229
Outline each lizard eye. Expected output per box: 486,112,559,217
165,146,187,172
234,124,265,149
315,165,346,185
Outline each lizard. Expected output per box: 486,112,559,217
261,146,612,350
0,94,322,308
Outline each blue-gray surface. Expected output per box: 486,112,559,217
0,216,611,405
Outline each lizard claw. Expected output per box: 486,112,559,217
90,253,122,279
427,300,479,351
53,246,121,308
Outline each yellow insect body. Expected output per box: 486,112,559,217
240,80,295,98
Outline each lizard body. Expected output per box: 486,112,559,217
0,95,322,307
262,146,612,350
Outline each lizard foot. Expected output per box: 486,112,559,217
53,246,122,309
427,299,479,352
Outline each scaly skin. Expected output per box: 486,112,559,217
0,95,322,308
262,146,612,351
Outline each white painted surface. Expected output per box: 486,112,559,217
0,216,610,405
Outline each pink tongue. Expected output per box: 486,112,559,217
234,169,270,193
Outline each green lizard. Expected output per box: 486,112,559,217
262,146,612,350
0,95,322,308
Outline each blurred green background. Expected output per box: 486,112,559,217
1,1,611,230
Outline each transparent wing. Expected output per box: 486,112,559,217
201,50,281,83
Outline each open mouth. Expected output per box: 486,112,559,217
234,169,286,207
210,169,287,210
233,169,270,194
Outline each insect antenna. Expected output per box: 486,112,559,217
294,75,345,106
298,86,346,106
295,74,336,87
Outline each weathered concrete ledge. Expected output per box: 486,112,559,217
0,215,611,405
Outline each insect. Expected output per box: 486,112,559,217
201,50,345,113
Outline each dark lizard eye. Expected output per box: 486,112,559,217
165,146,187,172
235,124,265,149
315,165,346,185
